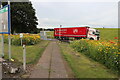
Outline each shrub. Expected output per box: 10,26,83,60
4,34,41,46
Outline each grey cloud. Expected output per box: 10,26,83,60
32,2,118,28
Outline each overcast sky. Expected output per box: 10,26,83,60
30,0,119,28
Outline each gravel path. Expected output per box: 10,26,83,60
30,41,68,78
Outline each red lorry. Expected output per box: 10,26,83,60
54,27,100,40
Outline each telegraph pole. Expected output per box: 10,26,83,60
59,25,62,39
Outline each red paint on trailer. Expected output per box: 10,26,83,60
54,27,89,37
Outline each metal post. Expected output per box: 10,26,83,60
0,1,2,80
43,29,45,40
21,38,22,46
0,1,4,58
43,28,45,40
8,35,11,59
8,1,10,5
0,2,3,8
8,0,11,60
23,44,26,71
1,34,4,57
0,62,2,80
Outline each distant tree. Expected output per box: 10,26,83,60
2,1,38,34
47,29,54,31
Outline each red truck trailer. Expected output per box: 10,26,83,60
54,27,100,40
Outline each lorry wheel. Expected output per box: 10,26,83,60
90,38,94,40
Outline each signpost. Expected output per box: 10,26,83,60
0,5,10,34
0,1,26,72
8,1,11,60
0,1,11,60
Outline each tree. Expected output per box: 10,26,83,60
2,1,38,34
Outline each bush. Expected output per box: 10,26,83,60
4,34,41,46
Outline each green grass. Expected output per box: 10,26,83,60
96,28,118,41
59,42,118,78
4,40,50,64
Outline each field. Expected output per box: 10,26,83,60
59,28,119,78
96,28,118,41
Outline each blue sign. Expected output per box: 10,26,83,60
0,5,11,34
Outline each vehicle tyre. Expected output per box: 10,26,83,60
90,38,94,40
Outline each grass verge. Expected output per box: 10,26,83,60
4,40,50,64
59,42,118,78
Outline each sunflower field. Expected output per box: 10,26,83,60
70,39,119,74
3,34,41,46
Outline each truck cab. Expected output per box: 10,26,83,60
87,28,100,40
